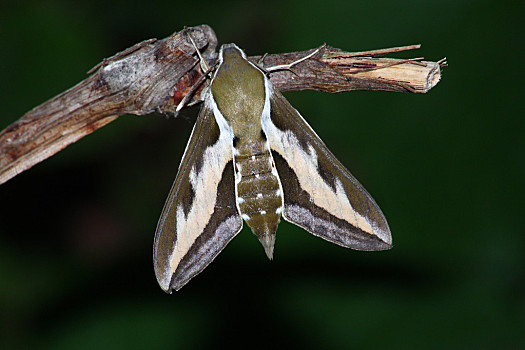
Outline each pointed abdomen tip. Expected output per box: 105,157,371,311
257,234,275,260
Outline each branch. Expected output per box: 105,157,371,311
253,44,444,94
0,24,446,185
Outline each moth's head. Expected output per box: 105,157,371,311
218,43,247,64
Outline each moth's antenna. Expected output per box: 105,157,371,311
264,44,324,73
186,31,210,72
175,30,216,114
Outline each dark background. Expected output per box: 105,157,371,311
1,0,523,349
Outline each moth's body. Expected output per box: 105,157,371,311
211,48,282,258
154,43,392,293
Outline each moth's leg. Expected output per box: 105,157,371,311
174,73,206,113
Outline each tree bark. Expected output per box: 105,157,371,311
0,24,446,185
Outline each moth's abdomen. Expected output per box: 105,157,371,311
234,142,283,256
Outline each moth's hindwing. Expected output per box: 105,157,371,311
154,100,242,293
262,86,392,250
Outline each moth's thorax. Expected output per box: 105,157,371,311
211,47,266,139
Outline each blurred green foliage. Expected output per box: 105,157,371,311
1,0,523,349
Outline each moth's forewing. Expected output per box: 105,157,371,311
154,101,242,293
262,86,392,250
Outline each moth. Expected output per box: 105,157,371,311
154,43,392,293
